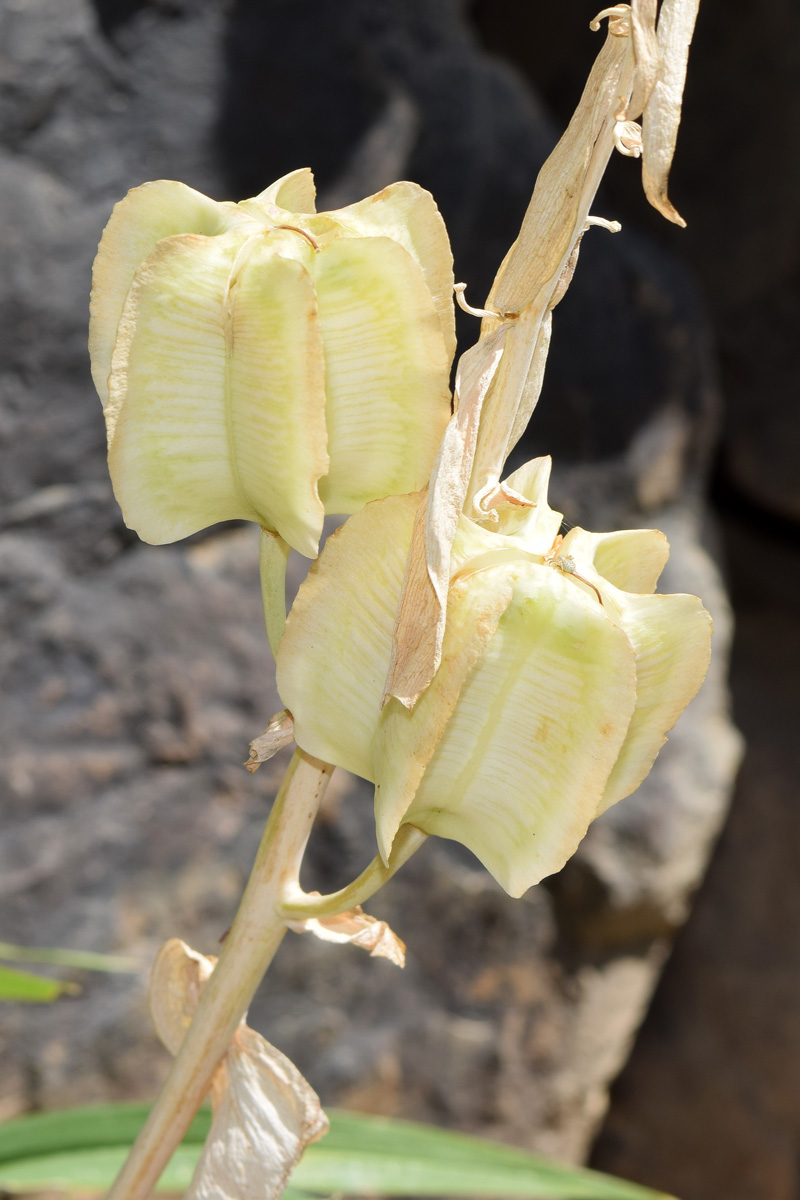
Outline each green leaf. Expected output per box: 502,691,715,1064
0,942,139,974
0,965,77,1003
0,1103,675,1199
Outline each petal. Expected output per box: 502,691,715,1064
561,526,670,593
107,232,327,553
277,494,420,780
496,455,564,552
333,181,456,364
311,236,452,515
252,167,317,214
598,588,712,813
403,565,638,896
90,180,235,406
374,566,514,863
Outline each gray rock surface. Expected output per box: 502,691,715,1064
0,0,740,1173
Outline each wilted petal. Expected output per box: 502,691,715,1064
494,455,564,551
312,236,452,515
598,588,712,813
192,1026,328,1200
277,494,419,779
149,939,328,1200
287,906,406,967
90,180,237,405
401,567,638,896
106,232,328,554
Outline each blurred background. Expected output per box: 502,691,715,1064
0,2,797,1197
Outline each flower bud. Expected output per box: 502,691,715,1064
89,168,455,556
276,457,712,897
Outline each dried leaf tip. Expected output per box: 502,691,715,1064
245,709,295,772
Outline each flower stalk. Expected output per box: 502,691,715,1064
107,749,333,1200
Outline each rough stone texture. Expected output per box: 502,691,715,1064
0,0,742,1179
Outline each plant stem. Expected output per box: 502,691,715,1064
278,824,428,920
106,748,333,1200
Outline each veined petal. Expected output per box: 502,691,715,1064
561,526,670,593
252,166,317,214
277,494,419,779
374,566,514,864
229,237,328,556
90,180,236,405
598,588,712,813
259,530,291,659
334,182,456,364
106,232,327,552
496,455,564,552
312,237,452,514
403,566,638,896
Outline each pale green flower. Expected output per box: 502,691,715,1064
277,457,712,896
89,168,454,556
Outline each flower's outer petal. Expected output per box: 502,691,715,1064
253,167,317,214
287,907,406,967
561,526,670,594
496,455,564,552
90,180,235,406
311,237,452,515
229,237,328,555
106,232,327,553
403,566,638,896
374,566,515,864
277,494,420,780
259,530,291,659
333,182,456,364
598,588,712,814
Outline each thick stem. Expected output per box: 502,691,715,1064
106,749,333,1200
278,824,428,920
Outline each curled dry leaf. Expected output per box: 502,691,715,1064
641,0,701,227
149,939,328,1200
245,709,295,773
287,905,406,967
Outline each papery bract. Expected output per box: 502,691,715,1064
89,167,454,558
277,457,712,897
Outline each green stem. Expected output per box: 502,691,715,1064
278,824,428,920
106,749,333,1200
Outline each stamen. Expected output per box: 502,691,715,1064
585,215,623,233
454,283,519,322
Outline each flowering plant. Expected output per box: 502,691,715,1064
88,5,707,1199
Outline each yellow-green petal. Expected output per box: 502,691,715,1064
402,566,638,896
562,526,670,594
106,232,327,552
252,166,317,214
373,567,514,864
496,455,564,551
334,182,456,364
598,589,712,814
90,180,236,405
276,494,420,779
312,237,452,514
